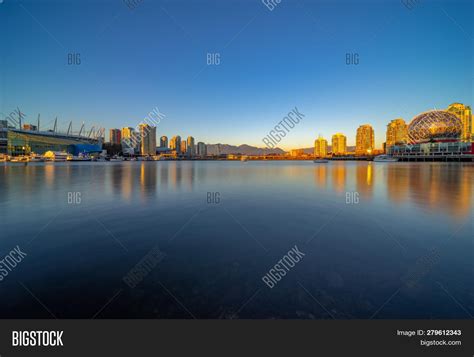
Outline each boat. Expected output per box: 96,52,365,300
68,153,92,162
314,159,329,163
374,155,398,162
10,156,29,163
29,153,44,162
43,151,69,162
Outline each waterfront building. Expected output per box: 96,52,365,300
388,141,473,160
446,103,472,141
160,136,168,148
180,140,187,154
386,118,407,148
187,136,195,156
0,120,8,129
121,127,138,152
331,133,347,155
356,124,375,155
196,142,207,157
5,129,102,156
0,127,7,154
139,124,156,156
388,110,473,160
314,136,328,157
109,129,121,145
407,110,462,143
170,135,181,153
290,149,304,157
121,127,135,140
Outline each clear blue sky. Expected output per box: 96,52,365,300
1,0,472,149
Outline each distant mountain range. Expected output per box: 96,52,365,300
205,144,356,155
206,144,286,155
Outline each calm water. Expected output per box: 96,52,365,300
0,161,473,319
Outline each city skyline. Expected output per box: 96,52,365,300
2,0,472,150
100,101,472,153
4,100,471,155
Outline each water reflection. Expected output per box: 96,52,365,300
2,161,473,220
356,163,374,199
331,163,346,193
1,161,473,319
311,162,472,219
313,165,327,189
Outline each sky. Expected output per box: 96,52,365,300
1,0,472,149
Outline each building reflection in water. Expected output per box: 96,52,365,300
313,165,327,189
169,162,182,190
160,163,169,191
405,164,472,219
120,164,134,201
5,161,468,220
331,163,347,193
355,163,374,200
311,162,472,219
44,163,55,188
106,162,200,202
139,163,157,200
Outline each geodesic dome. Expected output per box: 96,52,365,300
408,110,462,143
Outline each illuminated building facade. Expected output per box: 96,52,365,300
180,140,187,154
290,149,304,157
109,129,121,145
446,103,472,141
331,133,347,155
121,127,134,140
170,135,181,153
407,111,462,143
314,136,328,157
386,118,407,147
139,124,156,156
187,136,195,156
389,109,473,160
356,124,374,155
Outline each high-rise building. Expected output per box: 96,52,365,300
109,129,121,145
139,124,156,156
356,124,375,155
121,127,135,140
331,133,347,155
160,136,168,148
186,136,195,156
196,142,207,157
170,135,181,153
180,140,187,154
446,103,472,141
386,118,408,147
121,127,139,154
314,136,328,157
